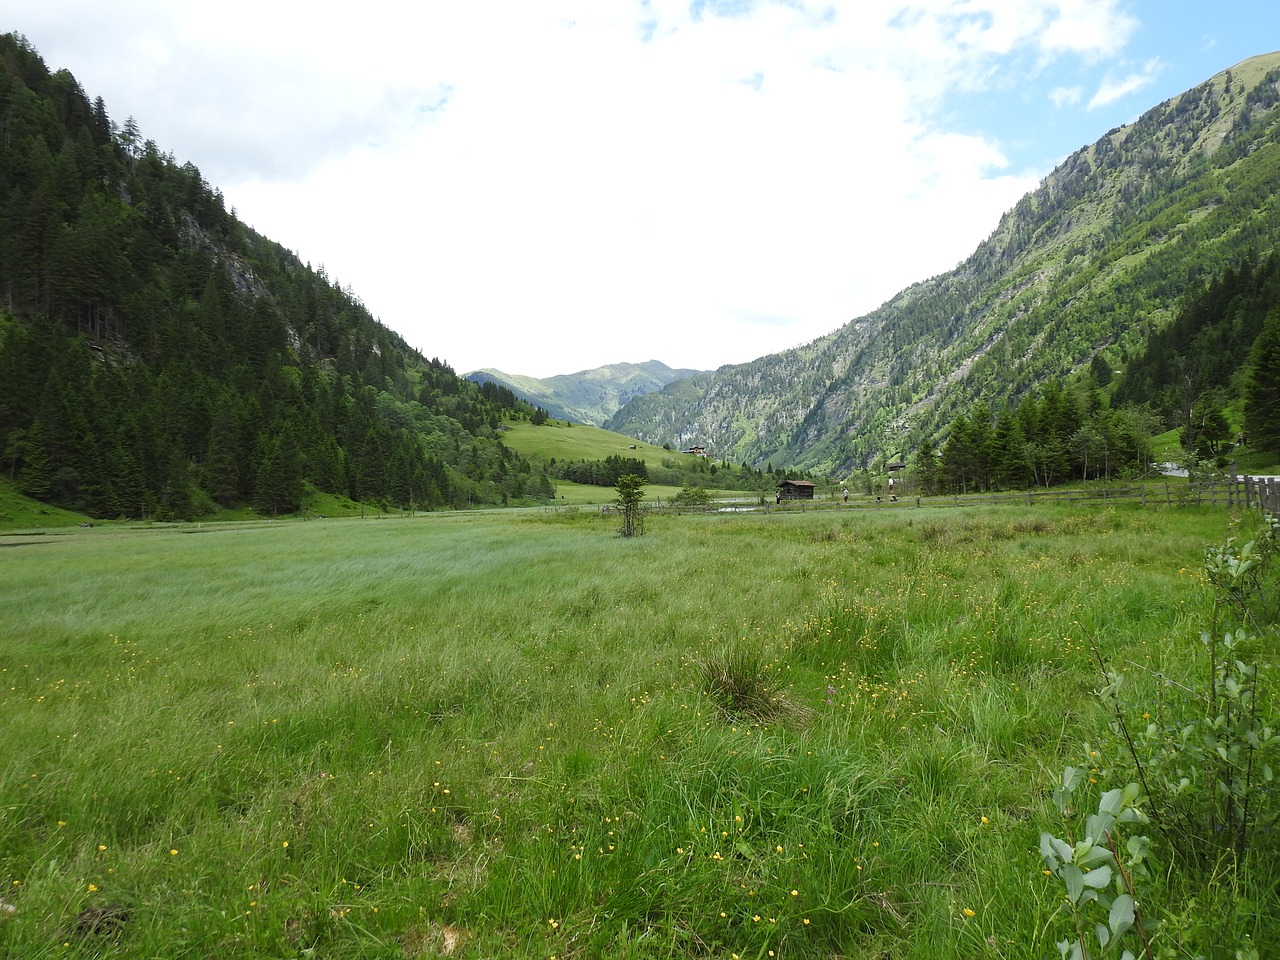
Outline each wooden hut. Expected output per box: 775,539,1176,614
776,479,816,501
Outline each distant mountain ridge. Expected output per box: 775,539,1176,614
606,51,1280,473
465,360,705,426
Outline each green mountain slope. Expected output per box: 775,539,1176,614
607,52,1280,473
0,33,555,518
466,360,705,426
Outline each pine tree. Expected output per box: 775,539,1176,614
1244,310,1280,456
18,418,52,499
911,438,941,495
615,474,647,537
205,394,243,507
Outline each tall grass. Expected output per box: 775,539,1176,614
0,504,1258,957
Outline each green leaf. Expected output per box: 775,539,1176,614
1126,835,1151,862
1083,814,1112,846
1061,864,1085,905
1082,864,1112,889
1095,922,1111,947
1040,832,1071,865
1075,843,1112,868
1098,787,1125,817
1109,893,1135,940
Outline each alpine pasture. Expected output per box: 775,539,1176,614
1,503,1273,958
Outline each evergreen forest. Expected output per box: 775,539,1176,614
0,32,554,520
924,252,1280,494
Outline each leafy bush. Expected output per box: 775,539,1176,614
1043,513,1280,957
671,485,712,507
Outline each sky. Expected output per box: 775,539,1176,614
13,2,1280,378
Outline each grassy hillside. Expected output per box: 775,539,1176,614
501,420,784,497
2,503,1276,958
0,478,92,530
500,420,688,470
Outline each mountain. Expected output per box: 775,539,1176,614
607,52,1280,474
465,360,705,426
0,33,554,519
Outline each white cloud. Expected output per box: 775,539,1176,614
1089,57,1164,110
1051,85,1084,107
16,0,1147,376
1038,0,1138,60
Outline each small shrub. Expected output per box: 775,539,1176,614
1042,514,1280,957
1039,769,1154,960
671,485,711,508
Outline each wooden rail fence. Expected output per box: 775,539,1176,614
634,474,1280,517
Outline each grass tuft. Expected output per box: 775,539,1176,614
695,647,815,725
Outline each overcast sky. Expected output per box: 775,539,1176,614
14,2,1280,377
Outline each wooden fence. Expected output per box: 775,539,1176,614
637,474,1280,517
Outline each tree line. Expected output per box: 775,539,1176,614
919,254,1280,495
539,450,813,493
0,32,553,519
916,383,1163,495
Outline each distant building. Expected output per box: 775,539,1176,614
684,445,709,457
776,479,816,500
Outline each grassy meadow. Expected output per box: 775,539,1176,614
500,420,771,505
498,421,677,469
1,502,1276,958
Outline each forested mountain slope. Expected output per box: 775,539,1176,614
607,52,1280,473
0,33,552,519
466,360,704,426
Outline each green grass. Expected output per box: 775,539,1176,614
545,481,756,506
0,480,92,530
500,420,764,504
0,503,1273,958
500,420,681,469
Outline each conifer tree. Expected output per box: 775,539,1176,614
615,474,647,538
18,419,52,499
1244,310,1280,456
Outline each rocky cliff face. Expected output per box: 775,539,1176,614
606,53,1280,473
